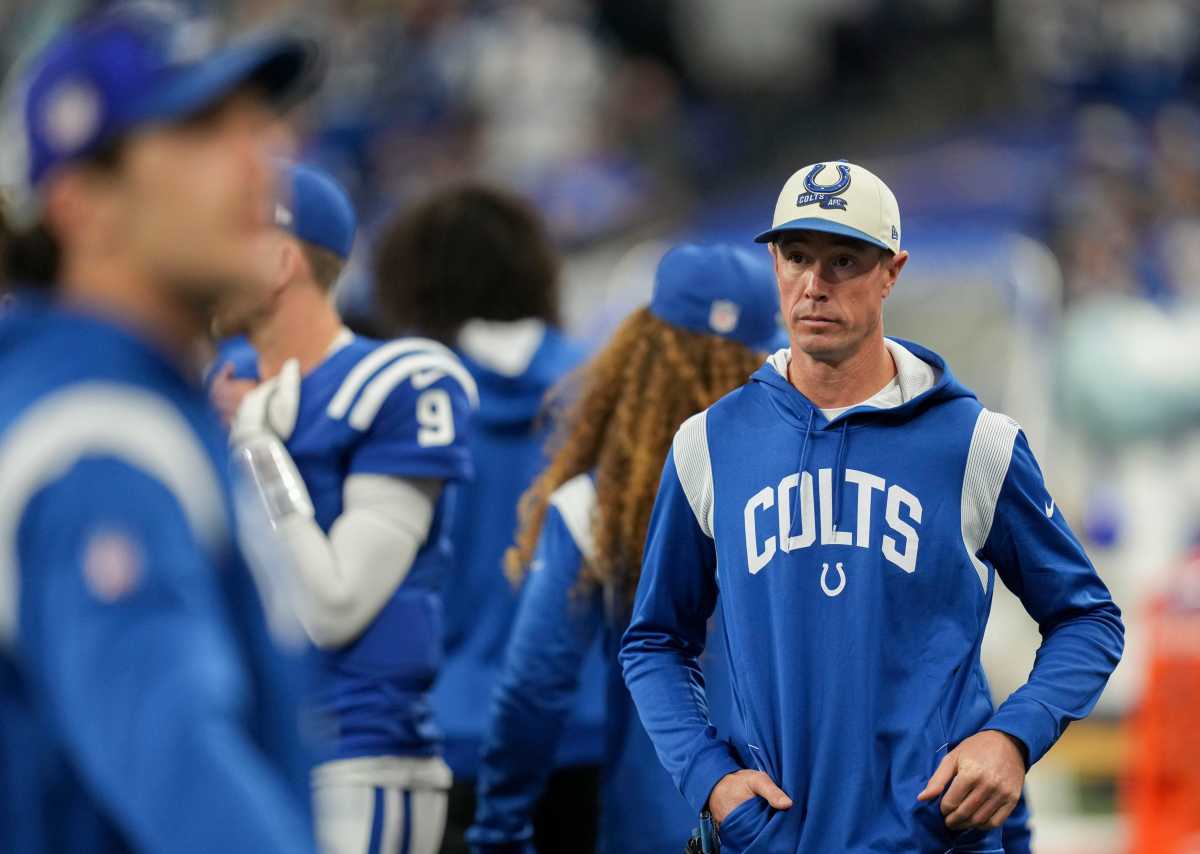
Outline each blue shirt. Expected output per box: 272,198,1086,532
0,299,313,854
216,331,476,761
620,340,1123,853
467,474,703,854
432,326,605,779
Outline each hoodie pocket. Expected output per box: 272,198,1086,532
948,826,1004,852
717,796,771,852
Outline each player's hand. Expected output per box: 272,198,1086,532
707,769,793,824
230,358,301,445
209,362,259,428
917,730,1026,831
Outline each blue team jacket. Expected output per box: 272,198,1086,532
432,326,605,780
468,473,720,853
0,300,314,853
620,340,1124,853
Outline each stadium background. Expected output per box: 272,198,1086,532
4,1,1199,851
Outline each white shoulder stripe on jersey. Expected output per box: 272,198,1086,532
549,473,597,563
672,410,715,539
326,337,460,420
0,383,227,645
347,351,479,432
960,408,1020,592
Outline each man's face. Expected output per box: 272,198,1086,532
209,229,289,338
771,231,908,364
112,92,285,306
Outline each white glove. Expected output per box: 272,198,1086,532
229,358,313,525
230,358,302,446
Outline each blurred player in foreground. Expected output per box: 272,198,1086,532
466,243,784,854
0,6,318,853
372,184,605,854
621,161,1125,852
210,162,476,854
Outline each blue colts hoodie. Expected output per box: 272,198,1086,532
433,322,605,780
620,338,1124,853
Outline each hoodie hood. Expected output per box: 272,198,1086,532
751,337,974,430
751,337,976,538
456,320,584,429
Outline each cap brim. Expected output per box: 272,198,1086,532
134,35,320,126
753,217,892,252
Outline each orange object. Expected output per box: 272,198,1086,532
1125,550,1200,854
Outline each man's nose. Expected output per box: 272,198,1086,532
800,268,828,301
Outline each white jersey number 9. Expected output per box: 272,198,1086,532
416,388,455,447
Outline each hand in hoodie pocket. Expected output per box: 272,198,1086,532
717,796,774,851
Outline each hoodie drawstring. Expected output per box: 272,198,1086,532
831,419,851,533
789,408,817,538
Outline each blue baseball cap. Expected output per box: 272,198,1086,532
18,4,318,190
649,243,788,352
274,162,356,259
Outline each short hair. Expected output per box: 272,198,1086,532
373,183,561,344
299,241,346,292
772,232,895,263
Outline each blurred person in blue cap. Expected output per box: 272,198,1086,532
209,160,359,409
465,242,784,854
621,162,1123,853
0,3,322,854
371,183,604,854
211,161,477,854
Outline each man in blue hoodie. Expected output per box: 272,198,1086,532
620,161,1125,853
372,184,604,854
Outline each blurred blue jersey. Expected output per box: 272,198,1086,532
0,299,314,854
215,330,476,761
469,473,727,854
431,324,606,780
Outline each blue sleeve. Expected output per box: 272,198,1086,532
203,336,259,387
467,506,603,854
18,459,314,854
349,374,474,482
618,453,740,815
980,432,1125,765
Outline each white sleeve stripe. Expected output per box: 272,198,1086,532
326,337,461,420
346,352,479,432
549,473,597,563
960,408,1019,592
0,383,227,645
671,410,714,539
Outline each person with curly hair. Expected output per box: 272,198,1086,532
466,243,786,854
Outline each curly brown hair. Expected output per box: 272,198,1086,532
506,307,765,599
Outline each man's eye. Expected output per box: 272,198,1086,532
833,255,855,269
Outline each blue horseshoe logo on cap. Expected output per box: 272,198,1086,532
804,163,851,195
798,163,851,211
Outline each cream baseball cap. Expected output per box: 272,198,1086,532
754,160,901,254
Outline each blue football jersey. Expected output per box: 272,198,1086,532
216,332,477,761
0,298,314,854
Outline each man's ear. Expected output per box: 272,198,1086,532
273,237,302,294
43,170,115,258
880,249,909,300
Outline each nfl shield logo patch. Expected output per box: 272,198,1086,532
708,300,740,335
